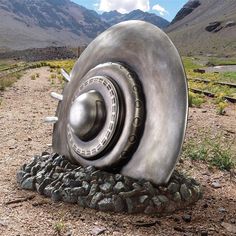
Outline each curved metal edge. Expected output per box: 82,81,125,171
53,20,188,185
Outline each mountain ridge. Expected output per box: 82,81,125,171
0,0,169,50
166,0,236,56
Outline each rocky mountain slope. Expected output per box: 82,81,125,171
0,0,169,50
101,9,169,28
166,0,236,56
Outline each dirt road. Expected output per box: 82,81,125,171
0,68,235,236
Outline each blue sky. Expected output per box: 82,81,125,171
72,0,189,22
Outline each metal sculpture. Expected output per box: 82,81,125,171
47,20,188,185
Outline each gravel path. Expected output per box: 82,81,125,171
0,68,235,236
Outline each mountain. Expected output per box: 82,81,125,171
0,0,169,51
101,9,169,29
166,0,236,56
0,0,109,50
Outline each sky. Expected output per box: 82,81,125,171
72,0,189,22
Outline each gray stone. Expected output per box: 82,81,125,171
21,176,36,190
21,173,31,183
139,195,149,204
78,196,87,207
152,196,162,209
44,163,53,173
44,186,53,197
62,188,78,203
158,195,169,204
126,198,135,213
182,214,191,223
180,184,192,201
35,174,44,184
144,205,156,214
132,183,142,190
82,181,90,194
52,173,60,179
75,172,87,181
68,180,81,188
107,176,116,186
218,207,227,213
16,170,25,184
90,192,104,209
143,181,157,196
114,182,126,193
114,174,123,182
119,189,138,198
48,167,56,178
211,181,221,189
27,156,38,168
74,167,82,172
37,177,53,195
98,198,114,211
173,192,182,202
221,222,236,234
60,159,68,168
89,184,99,196
20,163,27,171
51,189,61,202
51,153,60,161
112,195,125,212
191,185,202,199
31,164,40,176
124,177,132,187
65,163,76,170
85,166,96,174
167,182,179,194
91,226,106,236
52,155,63,166
74,187,86,196
100,182,112,193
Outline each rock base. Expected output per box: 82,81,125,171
17,153,202,214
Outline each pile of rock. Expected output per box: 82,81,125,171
17,153,202,214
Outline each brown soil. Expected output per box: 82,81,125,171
0,68,235,236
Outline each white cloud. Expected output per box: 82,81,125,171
98,0,150,14
152,4,168,16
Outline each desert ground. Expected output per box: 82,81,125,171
0,67,235,236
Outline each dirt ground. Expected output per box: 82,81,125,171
0,68,235,236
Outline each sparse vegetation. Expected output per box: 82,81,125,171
0,72,22,91
188,91,205,108
182,135,235,171
183,56,236,109
31,74,36,80
207,57,236,66
221,72,236,83
43,59,75,72
54,221,65,235
216,102,228,115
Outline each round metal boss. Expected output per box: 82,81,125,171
67,76,120,159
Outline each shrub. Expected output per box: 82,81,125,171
217,102,228,115
188,91,205,107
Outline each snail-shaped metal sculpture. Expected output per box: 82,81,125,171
47,21,188,185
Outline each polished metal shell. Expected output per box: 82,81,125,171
53,20,188,185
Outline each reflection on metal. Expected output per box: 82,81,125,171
52,21,188,185
69,90,107,141
50,92,63,101
61,68,71,82
44,116,58,124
